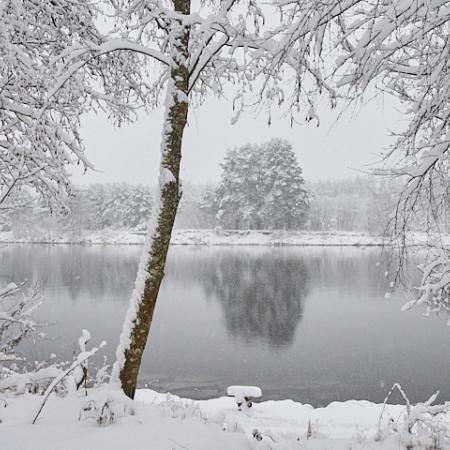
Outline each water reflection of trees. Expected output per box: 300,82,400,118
2,246,414,336
304,248,417,295
1,246,139,302
199,252,309,348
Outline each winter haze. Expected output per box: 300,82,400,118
73,94,401,185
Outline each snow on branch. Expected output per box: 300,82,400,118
0,0,162,210
0,281,42,365
272,0,450,310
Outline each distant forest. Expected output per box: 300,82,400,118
1,176,411,238
1,137,419,238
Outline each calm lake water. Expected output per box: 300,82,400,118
3,244,450,406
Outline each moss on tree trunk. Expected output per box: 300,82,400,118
119,0,191,399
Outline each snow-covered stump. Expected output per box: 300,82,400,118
227,386,262,410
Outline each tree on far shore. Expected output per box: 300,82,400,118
216,139,309,230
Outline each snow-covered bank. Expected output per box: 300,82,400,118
0,229,386,246
1,387,435,450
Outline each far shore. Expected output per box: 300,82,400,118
0,229,430,247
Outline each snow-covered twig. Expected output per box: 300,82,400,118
32,340,106,424
377,383,450,445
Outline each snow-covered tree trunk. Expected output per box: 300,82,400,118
112,0,191,399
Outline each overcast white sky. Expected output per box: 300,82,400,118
72,92,403,186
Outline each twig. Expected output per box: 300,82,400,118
32,341,106,424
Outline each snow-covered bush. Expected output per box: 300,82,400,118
80,386,135,426
31,331,107,424
1,324,107,406
377,384,450,449
0,280,41,368
0,280,65,397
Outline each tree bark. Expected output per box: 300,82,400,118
116,0,191,399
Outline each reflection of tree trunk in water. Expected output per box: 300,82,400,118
115,0,191,399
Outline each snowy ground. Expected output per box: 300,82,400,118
1,386,432,450
0,229,386,246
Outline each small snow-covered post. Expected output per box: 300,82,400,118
112,0,191,399
227,385,262,410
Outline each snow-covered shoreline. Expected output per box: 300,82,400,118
3,229,449,247
1,387,430,450
0,229,386,246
